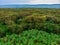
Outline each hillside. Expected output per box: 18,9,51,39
0,8,60,45
0,4,60,8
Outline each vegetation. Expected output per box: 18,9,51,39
0,8,60,45
0,29,60,45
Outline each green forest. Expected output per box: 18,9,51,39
0,8,60,45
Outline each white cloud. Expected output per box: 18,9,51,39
0,0,60,4
29,0,60,4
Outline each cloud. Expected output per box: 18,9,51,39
29,0,60,4
0,0,60,4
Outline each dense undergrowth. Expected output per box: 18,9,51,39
0,8,60,45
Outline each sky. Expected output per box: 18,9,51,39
0,0,60,5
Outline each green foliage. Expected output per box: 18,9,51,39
0,8,60,34
17,15,60,34
0,29,60,45
0,23,8,37
0,8,60,45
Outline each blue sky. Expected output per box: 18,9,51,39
0,0,60,5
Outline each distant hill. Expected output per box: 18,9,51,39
0,4,60,8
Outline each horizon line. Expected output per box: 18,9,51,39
0,3,60,5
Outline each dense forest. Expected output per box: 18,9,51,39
0,8,60,45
